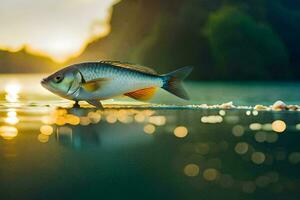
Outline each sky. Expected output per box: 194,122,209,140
0,0,119,61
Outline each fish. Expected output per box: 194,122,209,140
41,61,193,109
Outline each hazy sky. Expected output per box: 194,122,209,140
0,0,119,61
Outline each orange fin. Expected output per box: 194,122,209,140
125,87,157,101
82,82,101,92
82,78,110,92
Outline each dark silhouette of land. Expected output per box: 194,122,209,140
0,47,57,73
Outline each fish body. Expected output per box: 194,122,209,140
41,61,193,108
74,62,163,100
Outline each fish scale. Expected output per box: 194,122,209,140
75,63,162,99
41,61,193,108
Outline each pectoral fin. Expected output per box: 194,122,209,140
82,78,110,92
86,100,104,109
125,87,157,101
67,71,82,95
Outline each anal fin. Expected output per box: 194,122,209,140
125,87,157,101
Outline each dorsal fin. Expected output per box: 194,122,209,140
125,87,157,101
99,61,158,75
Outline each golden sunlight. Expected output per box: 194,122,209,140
5,111,19,125
0,126,18,140
36,37,83,62
5,83,21,102
0,0,120,62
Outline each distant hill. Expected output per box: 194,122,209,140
1,0,299,80
0,48,58,73
70,0,300,80
69,0,163,62
68,0,212,77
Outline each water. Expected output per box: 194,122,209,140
0,74,300,200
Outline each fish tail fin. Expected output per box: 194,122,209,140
162,66,193,100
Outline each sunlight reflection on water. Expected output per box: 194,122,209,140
0,74,300,199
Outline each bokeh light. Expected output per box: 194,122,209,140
249,123,262,131
40,125,53,136
203,168,219,181
56,116,66,126
252,110,259,116
41,116,55,125
0,126,18,140
201,115,223,123
232,125,244,137
234,142,249,155
80,117,91,126
183,164,200,177
174,126,188,138
143,124,155,134
262,123,273,131
149,116,166,126
38,133,49,143
5,111,19,125
251,152,266,164
66,114,80,125
219,110,226,116
254,132,266,143
134,113,146,123
272,120,286,133
5,83,21,102
106,114,117,123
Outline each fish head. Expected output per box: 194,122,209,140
41,67,82,99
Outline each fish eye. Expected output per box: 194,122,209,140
54,74,64,83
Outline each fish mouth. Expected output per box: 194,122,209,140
41,78,46,85
41,78,49,90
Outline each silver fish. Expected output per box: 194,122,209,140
41,61,193,109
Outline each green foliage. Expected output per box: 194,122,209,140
68,0,299,80
130,0,217,79
2,0,298,80
267,0,300,74
204,7,289,80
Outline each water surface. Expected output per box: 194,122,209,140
0,74,300,200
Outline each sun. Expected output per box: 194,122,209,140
38,36,84,62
